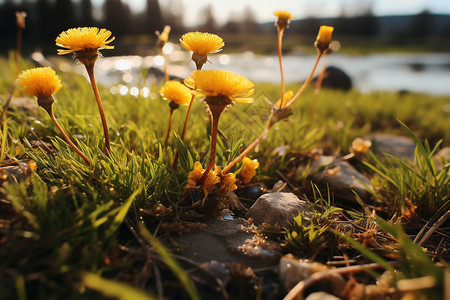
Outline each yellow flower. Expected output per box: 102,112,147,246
274,10,294,31
186,161,220,196
315,25,334,53
240,157,259,184
17,67,62,98
160,81,191,106
216,166,237,192
56,27,115,55
350,138,372,156
180,32,224,55
184,70,254,104
157,25,171,43
275,90,294,109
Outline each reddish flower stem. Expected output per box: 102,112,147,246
277,29,286,108
222,125,271,174
172,64,202,169
85,64,111,156
165,107,175,145
199,107,222,184
309,54,328,125
285,51,323,108
48,109,90,164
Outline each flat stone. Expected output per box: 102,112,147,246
307,156,373,203
433,147,450,171
246,193,312,228
369,133,416,161
170,218,280,268
305,292,342,300
279,254,345,295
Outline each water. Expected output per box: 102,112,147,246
66,45,450,96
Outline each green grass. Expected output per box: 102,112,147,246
1,51,449,299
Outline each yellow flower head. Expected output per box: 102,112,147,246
275,90,294,109
17,67,62,98
350,138,372,156
186,161,220,196
239,157,259,184
56,27,115,55
156,25,171,43
215,166,237,192
180,32,224,55
160,81,191,106
315,25,334,53
274,10,294,31
184,70,254,104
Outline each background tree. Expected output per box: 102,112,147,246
198,4,216,32
80,0,94,26
104,0,133,36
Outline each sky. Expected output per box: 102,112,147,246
92,0,450,26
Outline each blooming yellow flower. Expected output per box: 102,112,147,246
56,27,115,55
186,161,220,196
180,32,224,55
160,81,192,106
156,25,171,43
184,70,254,104
274,10,294,31
17,67,62,98
239,157,259,184
275,90,294,109
215,166,237,192
350,138,372,156
315,25,334,53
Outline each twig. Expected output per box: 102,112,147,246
283,261,398,300
418,210,450,246
153,263,164,300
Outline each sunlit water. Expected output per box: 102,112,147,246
58,43,450,97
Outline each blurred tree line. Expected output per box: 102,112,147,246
0,0,185,55
1,0,449,56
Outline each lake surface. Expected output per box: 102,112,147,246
68,47,450,97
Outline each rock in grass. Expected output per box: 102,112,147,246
369,133,416,161
307,155,373,204
279,254,345,295
433,147,450,171
247,192,312,228
170,218,280,268
305,292,342,300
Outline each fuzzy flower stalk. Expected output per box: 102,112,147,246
285,25,334,108
184,70,254,184
173,32,224,169
156,25,171,82
223,27,334,174
56,27,115,155
179,32,224,138
15,11,26,75
274,10,294,108
159,80,191,145
17,67,90,164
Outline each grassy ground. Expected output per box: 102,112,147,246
0,52,449,299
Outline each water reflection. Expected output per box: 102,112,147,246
51,46,450,96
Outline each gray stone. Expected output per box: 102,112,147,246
279,254,345,295
247,193,312,228
369,133,416,161
433,147,450,171
305,292,342,300
308,155,373,203
170,218,280,268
